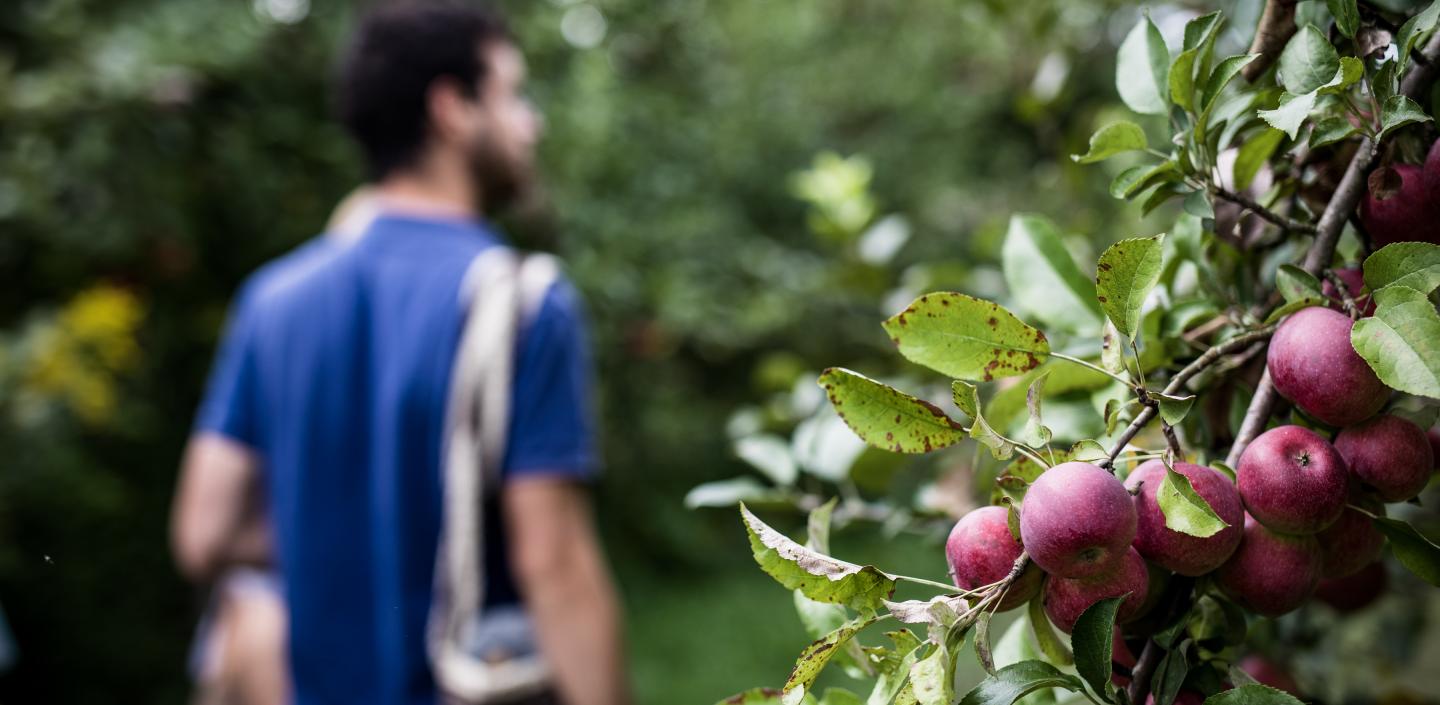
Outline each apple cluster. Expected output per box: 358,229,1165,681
1360,140,1440,247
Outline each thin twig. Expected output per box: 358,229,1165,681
1322,269,1360,320
1128,640,1162,704
1211,186,1318,234
1100,326,1277,469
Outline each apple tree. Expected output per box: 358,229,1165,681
707,2,1440,704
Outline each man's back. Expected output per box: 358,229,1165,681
197,214,596,704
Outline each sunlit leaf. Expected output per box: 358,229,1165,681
1116,16,1171,115
882,292,1052,381
1351,286,1440,399
742,504,896,612
1157,459,1230,538
1002,215,1104,333
1379,95,1433,139
1073,121,1148,164
1096,234,1166,339
818,368,968,454
1277,25,1340,94
1259,91,1318,140
783,615,881,705
958,660,1084,705
1363,242,1440,294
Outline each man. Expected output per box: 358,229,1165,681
170,3,628,704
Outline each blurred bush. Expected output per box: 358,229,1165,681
0,0,1170,701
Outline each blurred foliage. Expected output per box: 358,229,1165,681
0,0,1204,702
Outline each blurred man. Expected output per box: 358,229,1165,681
170,3,628,704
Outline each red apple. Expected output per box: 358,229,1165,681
1042,547,1149,634
1237,425,1348,534
1217,515,1323,616
1125,460,1244,576
1361,162,1440,246
1316,497,1385,578
945,506,1042,611
1020,462,1137,578
1335,414,1435,502
1315,560,1387,613
1268,307,1389,427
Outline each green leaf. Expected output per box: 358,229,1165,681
867,632,925,705
741,504,896,612
794,590,848,638
784,616,882,705
1070,439,1110,463
715,688,798,705
818,688,864,705
1027,595,1075,666
1117,16,1171,115
1379,95,1434,139
1157,458,1230,538
1072,597,1125,702
1096,234,1166,339
883,292,1053,381
953,376,1018,460
1002,214,1104,333
1375,59,1401,106
910,643,953,705
959,660,1085,705
1150,640,1190,705
1183,190,1214,219
1101,319,1127,377
1073,121,1149,164
1154,392,1196,425
1001,497,1022,543
818,368,968,454
1373,517,1440,586
952,380,979,421
975,612,996,676
1202,684,1306,705
807,498,838,553
1019,371,1053,448
1318,56,1364,95
1363,242,1440,294
1327,0,1360,36
685,477,784,509
1170,48,1200,112
1262,297,1325,325
1234,128,1285,191
1201,54,1259,113
1110,161,1179,201
1276,264,1323,303
1309,117,1357,148
1277,25,1341,94
1351,286,1440,399
1259,91,1319,140
1397,0,1440,71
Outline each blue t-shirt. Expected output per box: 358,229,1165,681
195,214,597,705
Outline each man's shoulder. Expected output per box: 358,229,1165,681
234,236,351,316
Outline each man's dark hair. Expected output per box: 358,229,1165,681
337,1,510,180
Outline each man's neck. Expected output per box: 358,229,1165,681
373,161,482,220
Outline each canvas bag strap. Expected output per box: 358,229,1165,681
430,248,560,704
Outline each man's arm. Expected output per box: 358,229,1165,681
504,476,629,705
171,432,271,582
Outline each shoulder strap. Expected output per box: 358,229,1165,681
429,247,560,704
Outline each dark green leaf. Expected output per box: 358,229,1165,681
1150,640,1190,705
1363,242,1440,294
1182,190,1214,219
1234,129,1285,191
1157,458,1230,538
1073,121,1149,164
1277,25,1340,94
1003,214,1105,333
1201,54,1258,113
1276,264,1323,302
1154,392,1196,425
1308,117,1357,148
959,660,1085,705
1373,517,1440,586
1202,684,1306,705
1327,0,1360,36
884,292,1053,381
1072,596,1126,701
742,504,897,612
818,368,968,454
1379,95,1434,139
1259,91,1319,140
1117,16,1171,115
1351,286,1440,399
1262,297,1325,325
1318,57,1364,94
1397,0,1440,71
1097,234,1166,339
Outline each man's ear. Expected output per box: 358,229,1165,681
426,76,479,144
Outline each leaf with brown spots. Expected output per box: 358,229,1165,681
742,503,897,613
882,294,1051,382
1095,234,1165,339
781,615,881,705
818,368,968,454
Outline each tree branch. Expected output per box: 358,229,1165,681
1322,269,1360,319
1128,639,1162,704
1242,0,1300,82
1211,186,1318,234
1227,32,1440,466
1100,326,1277,469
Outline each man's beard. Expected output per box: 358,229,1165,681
468,138,534,214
